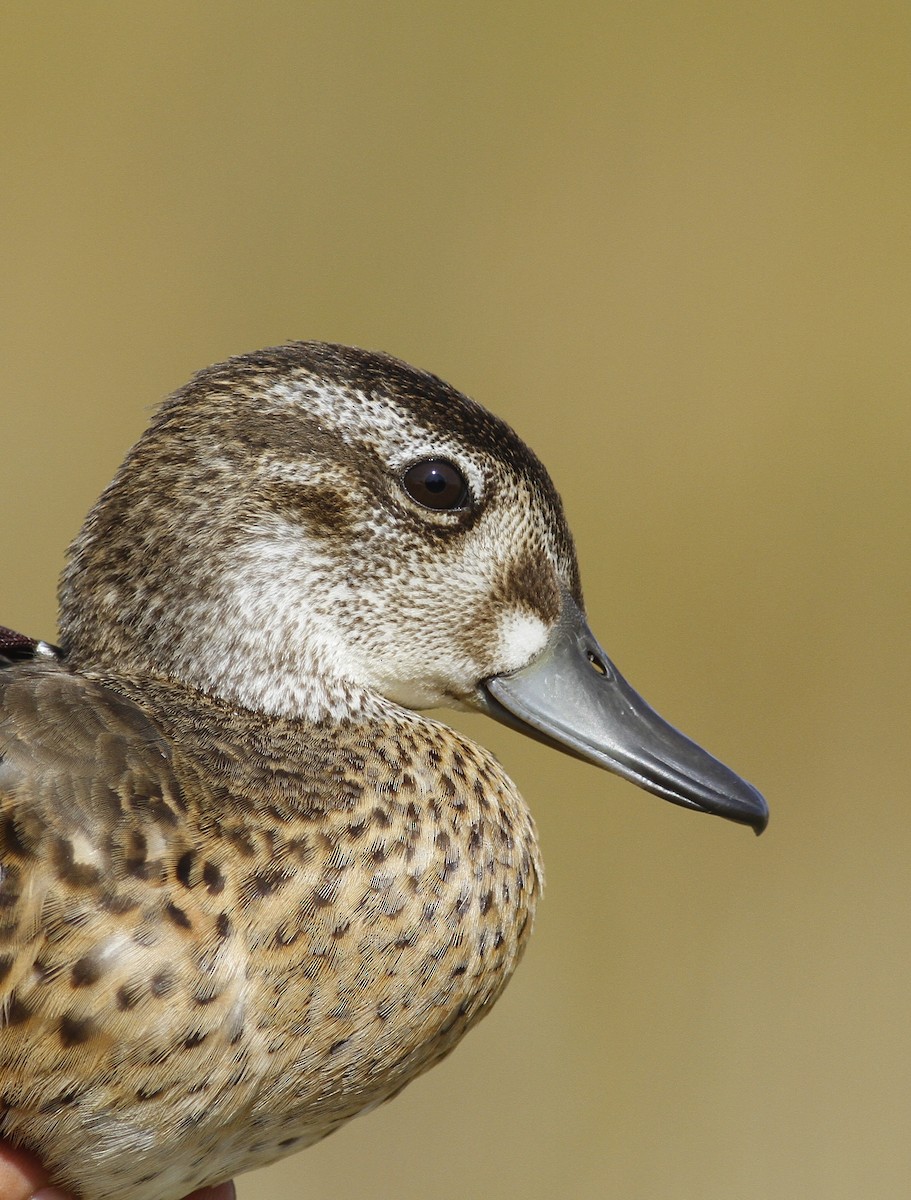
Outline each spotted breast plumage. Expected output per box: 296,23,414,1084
0,343,767,1199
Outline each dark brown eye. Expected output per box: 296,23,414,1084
401,460,469,511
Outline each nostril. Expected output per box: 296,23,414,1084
585,650,608,677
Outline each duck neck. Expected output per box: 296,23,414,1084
60,504,394,724
63,608,393,726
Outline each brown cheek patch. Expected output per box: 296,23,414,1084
258,481,356,538
461,552,561,665
494,554,562,624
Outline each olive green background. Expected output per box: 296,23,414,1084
1,4,908,1198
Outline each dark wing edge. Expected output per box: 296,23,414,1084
0,626,63,666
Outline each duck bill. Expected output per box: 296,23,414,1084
478,596,768,833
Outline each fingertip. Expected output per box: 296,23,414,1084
0,1142,52,1200
183,1183,236,1200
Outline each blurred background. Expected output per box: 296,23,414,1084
1,3,908,1198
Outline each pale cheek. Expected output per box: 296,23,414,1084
493,609,550,675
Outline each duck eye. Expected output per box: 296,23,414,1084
401,460,469,511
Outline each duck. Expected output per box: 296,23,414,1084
0,342,767,1200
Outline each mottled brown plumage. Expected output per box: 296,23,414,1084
0,343,766,1199
0,665,536,1199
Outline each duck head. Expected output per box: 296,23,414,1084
60,342,767,832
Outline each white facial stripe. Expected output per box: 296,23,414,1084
259,457,326,486
266,379,417,449
265,379,487,500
